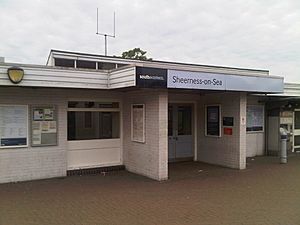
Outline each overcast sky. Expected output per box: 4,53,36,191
0,0,299,82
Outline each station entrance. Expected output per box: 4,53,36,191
168,103,194,162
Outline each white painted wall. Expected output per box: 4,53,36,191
0,64,136,90
67,139,121,169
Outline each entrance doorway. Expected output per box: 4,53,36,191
168,104,193,162
294,110,300,152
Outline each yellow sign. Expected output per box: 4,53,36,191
7,67,24,84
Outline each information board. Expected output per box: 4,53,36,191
246,105,264,132
206,106,220,136
31,106,57,146
131,104,145,143
0,105,28,147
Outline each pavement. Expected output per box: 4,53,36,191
1,156,300,225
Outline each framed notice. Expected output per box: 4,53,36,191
205,105,221,137
223,117,234,126
131,104,145,143
31,106,57,146
246,105,264,132
0,105,28,148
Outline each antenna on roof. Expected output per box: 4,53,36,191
96,8,116,56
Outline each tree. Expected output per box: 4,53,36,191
121,48,152,61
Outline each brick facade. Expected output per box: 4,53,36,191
123,90,168,181
197,92,247,169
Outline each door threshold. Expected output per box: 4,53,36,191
168,157,194,163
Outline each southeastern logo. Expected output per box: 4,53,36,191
139,75,164,81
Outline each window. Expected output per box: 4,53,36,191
84,112,92,128
178,106,192,135
131,104,145,143
54,58,75,68
117,64,128,68
294,111,300,129
67,101,120,141
246,105,264,132
98,62,117,70
0,105,28,148
205,105,221,137
77,60,96,69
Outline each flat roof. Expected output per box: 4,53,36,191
48,49,269,73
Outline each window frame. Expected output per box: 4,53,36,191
67,101,121,141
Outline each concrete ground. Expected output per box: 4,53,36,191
1,156,300,225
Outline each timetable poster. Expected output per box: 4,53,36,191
0,105,28,147
132,104,145,142
31,106,57,146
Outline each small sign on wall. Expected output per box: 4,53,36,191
224,127,233,135
223,117,234,126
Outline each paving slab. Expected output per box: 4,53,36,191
0,156,300,225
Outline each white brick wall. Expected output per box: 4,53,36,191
197,92,247,169
0,87,123,183
0,87,67,183
123,90,168,181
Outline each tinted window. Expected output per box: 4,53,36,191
77,60,96,69
54,58,75,67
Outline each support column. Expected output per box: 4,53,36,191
238,92,247,169
123,90,168,181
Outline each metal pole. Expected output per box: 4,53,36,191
104,34,107,56
96,8,99,34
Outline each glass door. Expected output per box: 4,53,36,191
168,104,193,161
293,110,300,152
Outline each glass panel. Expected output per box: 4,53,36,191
98,62,116,70
206,106,220,136
178,106,192,135
295,136,300,146
54,58,75,68
67,112,120,140
295,111,300,129
77,60,96,69
168,106,173,136
246,105,264,132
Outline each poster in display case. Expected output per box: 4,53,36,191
31,106,57,146
0,105,28,148
131,104,145,143
206,105,221,136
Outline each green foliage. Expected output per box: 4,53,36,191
121,48,152,61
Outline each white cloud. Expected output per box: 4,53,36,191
0,0,299,82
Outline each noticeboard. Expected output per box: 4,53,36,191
206,105,221,136
131,104,145,143
0,105,28,148
31,106,57,146
246,105,264,132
